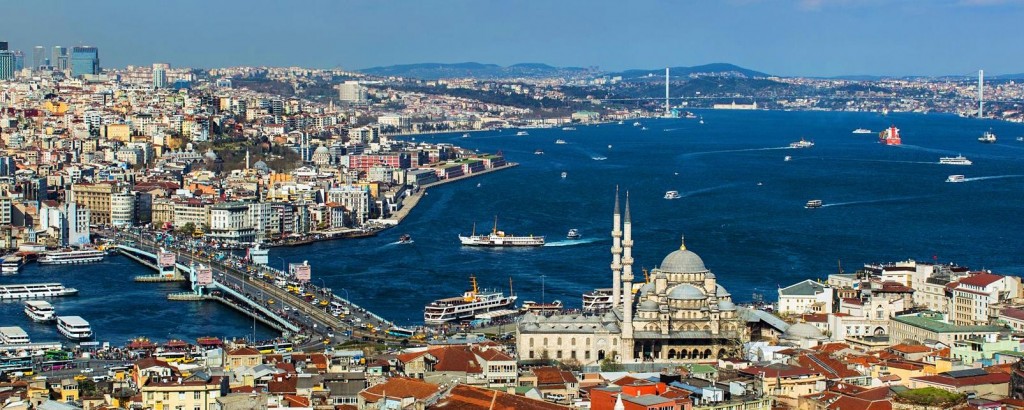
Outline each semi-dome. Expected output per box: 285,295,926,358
638,282,655,297
783,322,823,339
638,300,660,312
717,300,736,311
314,145,330,154
716,284,731,297
667,284,706,300
660,235,707,273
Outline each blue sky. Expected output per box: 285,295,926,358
4,0,1024,77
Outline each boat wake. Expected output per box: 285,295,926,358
679,146,790,159
663,128,684,132
591,156,608,161
893,144,958,155
821,195,931,208
962,175,1024,182
680,183,742,198
544,238,603,247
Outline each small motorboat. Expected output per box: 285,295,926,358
566,229,581,240
399,234,413,244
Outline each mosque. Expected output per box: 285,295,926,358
517,189,748,364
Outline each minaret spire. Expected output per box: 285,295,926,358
621,190,634,336
624,191,631,223
610,186,623,311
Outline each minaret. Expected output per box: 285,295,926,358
665,67,670,117
245,150,250,170
610,187,623,310
621,192,635,335
978,69,985,118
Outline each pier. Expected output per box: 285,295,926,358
111,232,399,345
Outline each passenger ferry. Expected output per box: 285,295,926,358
582,288,617,311
1,255,23,275
979,130,997,143
516,131,529,136
561,127,576,131
566,229,581,240
39,249,105,265
459,217,544,247
879,125,901,145
24,300,57,322
424,276,517,324
852,128,873,134
520,300,563,314
664,191,681,200
789,138,814,149
805,199,823,209
939,155,972,165
0,326,30,344
946,175,966,183
0,283,78,300
56,316,93,341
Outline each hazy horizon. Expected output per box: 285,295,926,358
5,0,1024,77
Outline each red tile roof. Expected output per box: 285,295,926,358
796,353,862,379
959,273,1004,288
740,363,819,379
826,395,892,410
430,384,569,410
227,347,261,356
889,344,932,354
912,372,1010,388
1001,308,1024,321
532,366,579,385
360,377,441,403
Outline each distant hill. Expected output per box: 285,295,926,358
612,63,772,80
358,62,593,80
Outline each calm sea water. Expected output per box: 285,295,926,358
2,110,1023,342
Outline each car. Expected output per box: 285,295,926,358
81,368,94,374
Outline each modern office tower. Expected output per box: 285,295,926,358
12,51,24,71
338,81,367,103
0,41,7,51
152,63,169,88
32,46,44,69
71,46,100,77
0,51,14,80
52,46,68,71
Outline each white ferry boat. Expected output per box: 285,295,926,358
852,128,873,134
516,131,529,136
566,229,581,240
582,288,617,311
1,255,23,275
534,149,544,155
979,130,997,143
39,249,105,265
520,300,563,314
946,175,966,183
423,276,518,324
554,139,567,144
939,155,972,165
789,138,814,148
24,300,56,322
0,326,30,344
0,283,78,300
562,127,576,131
805,199,823,209
459,218,545,247
664,191,681,200
56,316,93,341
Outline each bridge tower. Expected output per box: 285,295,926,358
191,263,213,296
156,248,176,278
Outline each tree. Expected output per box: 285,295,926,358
176,222,196,236
599,351,623,372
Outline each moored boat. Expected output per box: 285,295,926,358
1,255,23,275
520,300,563,314
39,249,104,265
582,288,616,311
458,217,545,247
0,326,30,344
423,276,518,324
56,316,93,341
24,300,56,322
0,283,78,300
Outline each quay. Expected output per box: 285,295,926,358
384,162,519,225
110,232,401,345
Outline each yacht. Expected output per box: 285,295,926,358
852,128,873,134
516,131,529,136
24,300,56,322
56,316,93,341
805,200,823,209
979,130,997,143
566,229,581,240
939,155,972,165
664,191,681,200
0,283,78,300
554,139,567,144
946,175,966,183
789,138,814,149
423,276,517,324
0,326,30,344
1,255,23,275
39,249,105,265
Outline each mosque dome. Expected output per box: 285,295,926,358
204,149,217,160
314,145,330,155
253,160,270,172
667,284,705,300
638,282,655,297
660,235,707,273
717,300,736,311
783,323,823,339
638,300,660,312
716,284,731,297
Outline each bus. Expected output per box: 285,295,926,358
273,342,294,353
154,351,194,363
40,359,74,372
44,350,72,361
0,364,33,377
387,327,413,338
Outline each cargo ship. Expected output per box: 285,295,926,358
879,125,901,145
459,217,544,247
423,276,517,324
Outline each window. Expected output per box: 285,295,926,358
556,351,562,359
194,392,201,400
585,351,591,360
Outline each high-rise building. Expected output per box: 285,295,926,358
12,51,24,71
70,46,100,77
32,46,44,69
338,81,367,103
0,51,14,80
52,46,68,72
152,63,169,88
0,41,7,51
